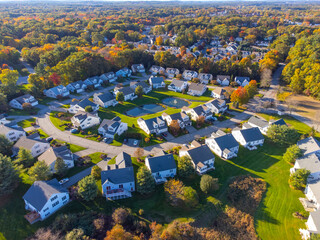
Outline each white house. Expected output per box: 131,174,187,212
180,145,215,174
149,65,165,75
297,137,320,156
116,67,132,78
38,146,74,173
93,92,118,108
167,79,188,92
0,114,11,125
68,98,99,114
245,116,270,134
145,153,176,184
232,127,264,149
205,99,228,114
198,73,213,84
211,88,227,99
101,152,135,200
66,81,87,93
98,117,128,139
9,94,38,110
290,154,320,183
137,116,168,135
100,72,117,83
162,112,191,129
305,181,320,211
166,68,180,78
23,179,69,223
235,76,250,87
205,131,239,159
300,210,320,240
131,64,145,73
149,76,165,89
71,111,101,130
84,77,102,88
182,105,212,121
187,83,207,96
182,70,198,81
130,81,152,94
113,86,137,101
0,123,26,142
13,133,50,157
43,85,70,99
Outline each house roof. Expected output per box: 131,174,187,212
23,179,68,211
38,146,73,166
13,135,47,153
309,210,320,233
77,98,97,109
269,118,287,126
99,117,121,134
198,73,212,80
12,94,37,105
187,145,215,165
150,77,164,85
72,111,99,126
115,86,134,96
235,76,250,83
237,127,264,142
217,75,230,81
0,123,24,135
212,88,226,96
248,116,269,128
140,116,167,132
188,83,206,92
297,137,320,156
170,79,186,88
147,154,176,173
212,134,239,151
296,154,320,174
94,92,115,102
115,152,132,169
101,166,134,185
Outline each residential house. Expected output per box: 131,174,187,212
71,111,101,130
245,116,269,134
68,98,99,114
13,133,50,157
162,112,191,129
38,146,74,173
187,83,207,96
149,65,165,75
145,154,176,184
131,64,145,73
204,99,228,114
166,68,180,78
101,152,135,200
0,123,26,142
211,88,227,99
43,85,70,99
182,70,198,81
149,76,165,89
23,179,69,223
205,131,239,159
116,67,132,78
84,77,102,88
269,118,287,127
305,181,320,210
180,145,215,174
232,127,264,149
100,72,117,83
167,79,188,92
137,116,168,135
198,73,213,84
297,137,320,156
290,154,320,183
66,81,87,93
300,210,320,240
98,117,128,139
93,92,118,108
113,86,137,101
9,94,38,110
235,76,250,87
0,114,11,125
130,81,152,94
182,105,212,121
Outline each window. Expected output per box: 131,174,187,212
119,184,123,189
35,145,39,149
170,169,173,172
36,150,41,153
43,207,49,212
63,200,68,205
106,186,111,190
51,195,58,202
8,132,14,136
62,196,67,201
45,212,51,217
52,201,59,208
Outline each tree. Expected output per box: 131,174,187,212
112,208,131,225
177,156,194,178
48,72,61,86
183,186,199,208
0,134,12,155
164,179,185,207
283,145,302,164
78,175,98,201
22,102,32,110
29,161,52,181
266,124,300,146
116,92,124,103
135,85,143,98
85,105,93,113
54,157,68,176
136,166,155,195
230,86,249,106
134,148,144,160
0,154,19,196
169,120,181,136
0,92,8,112
91,165,102,180
155,36,163,46
200,174,219,194
260,68,272,88
196,115,205,127
289,169,310,190
14,148,35,168
105,224,136,240
65,228,86,240
0,69,19,98
244,80,258,98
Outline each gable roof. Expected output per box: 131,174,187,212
13,135,48,152
188,83,206,92
72,111,99,125
94,92,115,102
187,145,215,166
248,116,269,128
38,146,73,166
296,154,320,174
216,75,230,81
297,137,320,156
115,152,132,169
269,118,287,126
150,77,164,85
170,79,186,88
115,86,134,95
77,98,97,109
212,134,239,150
238,127,264,142
140,116,167,131
147,154,176,173
0,123,24,135
23,179,68,211
101,166,135,185
309,210,320,233
11,94,37,105
212,88,226,96
235,76,250,83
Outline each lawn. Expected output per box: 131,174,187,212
17,118,36,128
8,107,40,116
49,111,73,131
52,139,86,153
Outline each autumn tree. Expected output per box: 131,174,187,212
112,208,131,225
164,179,185,207
105,224,137,240
135,85,143,98
169,120,181,136
230,86,249,107
134,148,144,160
244,80,258,98
91,165,102,180
200,174,219,194
48,72,61,86
116,92,125,103
196,115,205,127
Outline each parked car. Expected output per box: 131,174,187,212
161,133,168,137
46,136,53,142
133,140,138,146
123,139,128,144
70,129,78,134
59,178,69,185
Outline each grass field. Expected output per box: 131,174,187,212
17,118,36,128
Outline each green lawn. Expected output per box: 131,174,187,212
88,152,105,164
17,118,36,128
52,140,86,153
8,107,40,116
49,112,72,131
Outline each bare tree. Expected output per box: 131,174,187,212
260,68,272,88
134,148,144,160
313,110,320,132
285,98,298,115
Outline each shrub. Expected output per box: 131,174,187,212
200,175,219,194
289,168,310,190
283,145,302,164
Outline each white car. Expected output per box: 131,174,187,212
59,178,69,185
133,140,138,146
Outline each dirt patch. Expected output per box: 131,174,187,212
288,94,320,121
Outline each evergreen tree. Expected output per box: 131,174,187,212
91,165,102,180
29,161,52,181
136,166,155,195
177,156,194,178
0,134,12,156
283,145,302,164
135,85,143,98
54,157,68,176
116,92,124,102
14,148,35,168
200,174,219,194
78,175,98,201
0,154,19,196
